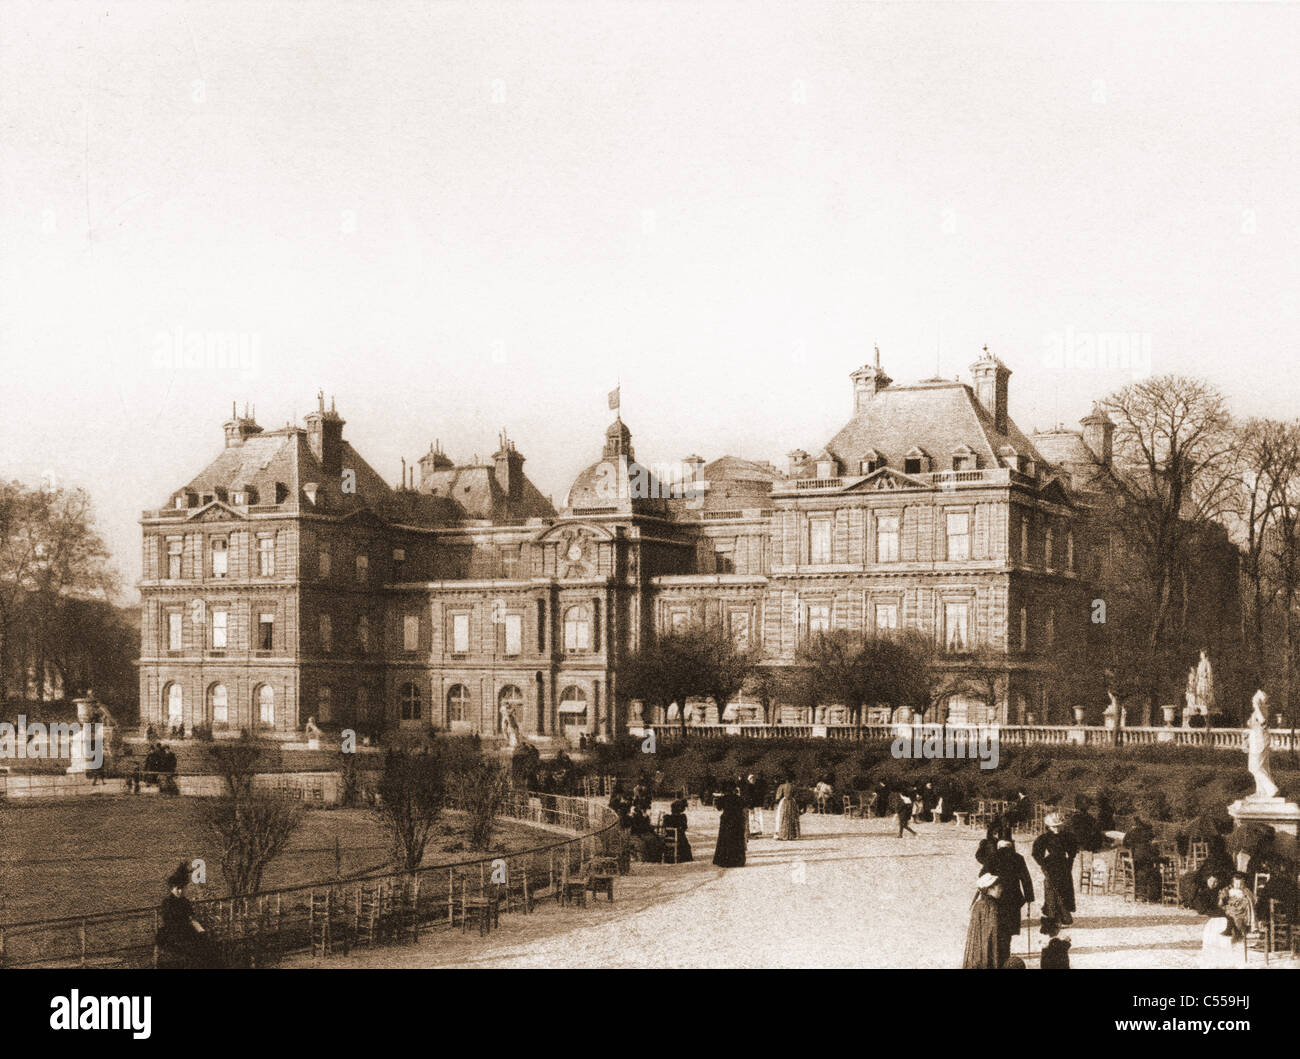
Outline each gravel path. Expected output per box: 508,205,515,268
297,806,1297,970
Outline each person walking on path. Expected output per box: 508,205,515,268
1032,812,1078,927
712,784,748,867
987,838,1035,966
962,873,1004,968
773,775,800,841
897,788,918,838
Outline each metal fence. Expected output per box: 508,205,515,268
0,792,618,968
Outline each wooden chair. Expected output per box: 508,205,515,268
460,878,499,936
559,862,590,907
355,883,382,948
308,890,332,957
589,857,616,903
1078,850,1095,895
1113,849,1136,902
842,795,860,819
661,826,679,865
1265,898,1295,963
1189,840,1209,870
1159,862,1180,906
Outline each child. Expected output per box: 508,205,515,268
1217,872,1255,939
1040,917,1071,969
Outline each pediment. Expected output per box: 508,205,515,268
186,501,246,522
845,467,926,492
1038,478,1072,505
535,520,616,544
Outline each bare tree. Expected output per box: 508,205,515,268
201,740,304,897
374,746,445,871
1102,376,1238,723
448,757,510,852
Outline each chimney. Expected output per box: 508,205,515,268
786,448,810,477
682,454,706,482
223,401,263,448
418,440,454,487
970,346,1011,434
492,432,525,504
1080,403,1115,467
849,346,893,413
304,392,346,477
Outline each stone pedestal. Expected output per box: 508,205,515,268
1228,795,1300,837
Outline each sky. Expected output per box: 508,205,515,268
2,2,1299,599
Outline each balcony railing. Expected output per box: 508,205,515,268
628,722,1297,752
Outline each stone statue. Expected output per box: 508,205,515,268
1246,690,1278,800
1103,691,1120,729
1194,650,1216,712
304,715,322,738
500,703,520,749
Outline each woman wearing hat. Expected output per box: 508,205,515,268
1031,812,1078,927
661,798,693,862
773,774,800,841
155,861,211,968
962,873,1004,968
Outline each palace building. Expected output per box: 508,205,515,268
138,349,1119,742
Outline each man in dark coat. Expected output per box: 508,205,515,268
712,785,747,867
873,779,890,817
1032,813,1078,926
987,838,1035,965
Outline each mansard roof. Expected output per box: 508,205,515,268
824,379,1047,473
420,463,555,521
167,428,395,514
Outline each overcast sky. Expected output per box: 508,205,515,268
3,1,1299,598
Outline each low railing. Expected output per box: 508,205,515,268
631,722,1298,752
0,792,618,968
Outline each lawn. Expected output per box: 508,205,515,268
0,796,551,925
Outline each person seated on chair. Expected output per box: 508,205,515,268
608,785,632,828
1217,872,1256,939
627,804,664,862
1123,815,1161,902
661,798,693,862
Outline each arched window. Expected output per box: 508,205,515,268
563,605,591,651
559,685,588,729
446,684,470,723
165,683,183,726
256,684,275,726
400,682,422,721
497,684,524,731
208,683,228,727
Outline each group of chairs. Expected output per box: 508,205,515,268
1078,839,1299,963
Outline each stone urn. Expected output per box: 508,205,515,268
1162,704,1177,727
1073,706,1085,724
1025,711,1036,726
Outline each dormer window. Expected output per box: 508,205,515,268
903,447,930,475
951,445,976,472
274,482,289,504
999,445,1023,473
214,487,228,504
814,453,838,478
860,450,886,475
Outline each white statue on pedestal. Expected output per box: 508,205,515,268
1246,690,1278,800
500,703,520,749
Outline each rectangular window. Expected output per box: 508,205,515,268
1066,530,1075,572
1020,516,1029,561
403,614,420,652
874,602,899,632
452,613,470,654
317,685,333,723
258,612,274,652
1020,607,1029,650
211,609,227,649
944,601,970,652
320,614,333,652
500,546,520,579
1046,607,1056,648
168,611,183,651
945,511,971,561
807,603,831,635
504,613,522,656
358,615,370,652
211,538,228,578
876,514,900,563
319,544,332,578
669,609,690,632
356,554,369,583
167,538,183,580
730,611,750,648
258,536,275,577
809,518,832,564
1044,528,1054,570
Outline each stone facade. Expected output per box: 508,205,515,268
139,353,1117,740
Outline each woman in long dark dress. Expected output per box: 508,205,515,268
661,798,693,862
712,785,747,867
962,874,1004,968
156,862,214,968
